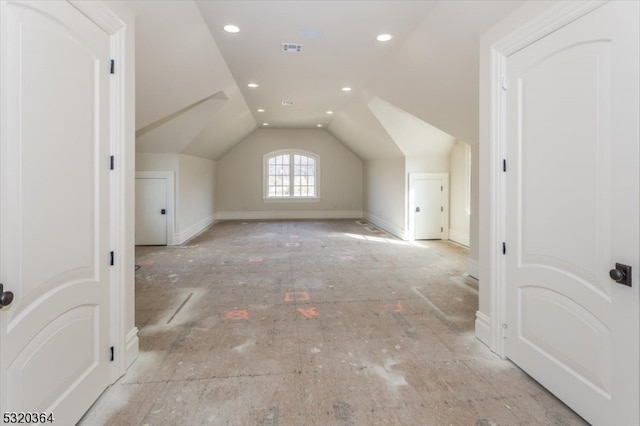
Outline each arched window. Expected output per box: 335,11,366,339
263,150,320,200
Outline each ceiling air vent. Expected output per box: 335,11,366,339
282,43,303,53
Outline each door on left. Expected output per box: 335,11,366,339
0,1,112,424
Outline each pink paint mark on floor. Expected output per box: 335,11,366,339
289,235,299,238
284,291,310,302
248,257,263,263
224,310,249,320
340,255,355,261
297,307,318,319
393,302,404,312
286,242,300,247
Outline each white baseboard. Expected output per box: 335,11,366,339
363,212,409,240
124,327,139,371
475,311,491,348
449,229,470,247
216,210,363,221
467,258,479,279
173,215,216,245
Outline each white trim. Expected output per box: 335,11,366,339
467,258,479,280
483,0,607,358
135,171,175,246
449,229,469,247
408,173,449,241
124,326,139,369
174,215,216,245
69,0,138,384
263,149,321,201
363,212,409,240
474,311,492,349
217,210,362,221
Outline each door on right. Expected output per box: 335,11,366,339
504,1,639,424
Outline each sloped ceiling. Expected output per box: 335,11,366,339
129,0,525,161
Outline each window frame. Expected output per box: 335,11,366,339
263,149,321,202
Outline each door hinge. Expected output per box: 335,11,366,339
501,76,508,91
441,227,443,232
110,155,115,170
110,59,115,74
502,159,507,172
502,242,506,255
110,346,115,361
110,251,115,266
441,186,443,191
501,323,508,339
440,206,443,212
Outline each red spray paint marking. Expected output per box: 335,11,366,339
224,310,249,320
297,307,318,319
286,242,300,247
284,291,310,302
248,257,263,263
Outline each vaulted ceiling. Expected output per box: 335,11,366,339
130,0,525,161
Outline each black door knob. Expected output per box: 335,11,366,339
0,283,14,308
609,263,632,287
609,269,625,282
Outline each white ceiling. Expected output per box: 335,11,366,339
130,0,526,160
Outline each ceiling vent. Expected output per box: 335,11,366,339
282,43,303,53
281,100,294,106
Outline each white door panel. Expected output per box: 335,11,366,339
415,179,442,240
135,178,168,245
1,1,112,423
505,1,639,424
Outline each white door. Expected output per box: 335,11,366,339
414,178,443,240
504,2,639,424
135,178,168,245
0,1,112,424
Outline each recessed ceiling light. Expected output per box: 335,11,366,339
257,108,265,112
341,87,352,92
262,122,269,126
317,124,323,127
376,34,393,42
326,110,334,115
223,25,240,33
247,83,259,88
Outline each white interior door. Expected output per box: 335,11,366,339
414,178,443,240
135,178,168,245
0,1,112,423
504,2,639,424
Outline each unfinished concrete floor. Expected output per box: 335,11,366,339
80,219,587,426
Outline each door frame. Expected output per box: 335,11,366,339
136,171,175,246
50,0,138,381
408,172,449,241
480,0,608,357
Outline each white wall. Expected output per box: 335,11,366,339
176,155,216,241
136,153,216,244
449,141,471,247
363,157,407,238
216,128,363,219
405,155,449,174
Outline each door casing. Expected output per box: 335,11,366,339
408,173,449,241
135,171,175,246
